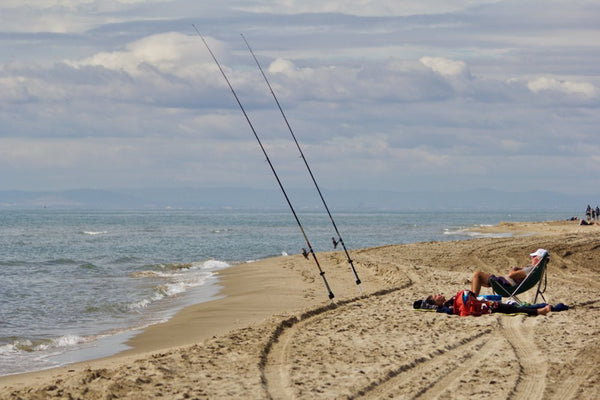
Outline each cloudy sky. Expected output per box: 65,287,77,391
1,0,599,196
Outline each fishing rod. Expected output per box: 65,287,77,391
240,34,363,295
193,26,334,300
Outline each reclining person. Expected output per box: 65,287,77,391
414,291,552,316
470,248,548,296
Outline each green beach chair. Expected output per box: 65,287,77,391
490,253,549,304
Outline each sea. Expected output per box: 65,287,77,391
0,208,574,376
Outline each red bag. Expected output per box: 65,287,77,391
453,290,490,317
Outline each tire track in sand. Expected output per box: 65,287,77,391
261,315,300,400
500,316,547,400
260,287,407,400
354,328,497,400
410,334,504,400
260,283,500,400
547,345,600,400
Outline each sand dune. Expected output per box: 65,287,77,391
1,220,599,399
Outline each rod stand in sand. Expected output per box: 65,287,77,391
241,33,363,296
332,237,339,249
194,26,335,301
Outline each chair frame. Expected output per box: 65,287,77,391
490,254,549,304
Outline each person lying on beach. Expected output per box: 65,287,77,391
579,219,597,226
470,248,548,296
413,290,553,316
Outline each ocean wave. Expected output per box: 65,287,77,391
466,232,514,238
211,228,234,234
43,258,79,266
0,328,146,377
245,251,288,264
443,227,513,239
82,231,107,235
0,260,29,267
45,335,88,349
112,256,139,264
79,262,99,270
133,259,230,276
155,282,188,298
128,298,152,311
127,274,212,311
85,302,132,315
130,269,191,279
131,270,161,278
154,270,214,298
194,259,230,270
160,262,194,271
0,334,88,355
127,260,227,311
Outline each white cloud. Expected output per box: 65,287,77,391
0,0,173,13
527,76,598,98
268,58,297,75
0,76,32,103
69,32,210,76
0,0,176,33
236,0,500,17
263,57,458,106
419,57,472,79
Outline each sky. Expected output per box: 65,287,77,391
1,0,599,195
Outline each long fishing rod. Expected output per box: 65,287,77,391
241,34,363,295
193,26,334,300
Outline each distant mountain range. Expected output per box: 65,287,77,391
0,187,595,213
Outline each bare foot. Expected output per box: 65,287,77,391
537,304,552,315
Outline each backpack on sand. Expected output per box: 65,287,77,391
453,290,490,317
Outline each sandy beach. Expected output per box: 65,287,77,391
1,220,599,399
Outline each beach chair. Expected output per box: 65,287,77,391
490,253,549,304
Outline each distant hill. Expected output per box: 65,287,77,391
0,187,595,213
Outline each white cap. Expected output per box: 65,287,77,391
530,248,549,258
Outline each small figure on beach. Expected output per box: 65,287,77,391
470,248,548,296
586,204,592,221
413,290,553,316
579,219,597,226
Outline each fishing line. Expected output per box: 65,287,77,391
241,34,363,295
193,26,334,300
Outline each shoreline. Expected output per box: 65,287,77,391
0,249,369,386
120,254,337,355
2,220,599,399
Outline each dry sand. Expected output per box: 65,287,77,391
1,220,599,399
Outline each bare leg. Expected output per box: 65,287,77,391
537,304,552,315
471,270,491,296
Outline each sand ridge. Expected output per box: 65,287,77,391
1,220,599,399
